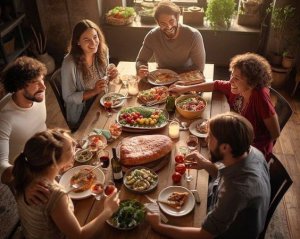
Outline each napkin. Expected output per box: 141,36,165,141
92,128,111,140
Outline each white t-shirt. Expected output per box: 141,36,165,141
0,94,47,178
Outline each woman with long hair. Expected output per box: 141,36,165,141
13,129,119,239
61,19,118,129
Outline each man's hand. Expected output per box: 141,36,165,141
137,65,149,79
185,151,211,170
25,181,50,205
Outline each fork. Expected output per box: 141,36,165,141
66,181,85,194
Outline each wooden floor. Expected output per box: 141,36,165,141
45,71,300,239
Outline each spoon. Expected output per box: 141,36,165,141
180,121,189,131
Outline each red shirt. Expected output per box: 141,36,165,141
214,80,276,158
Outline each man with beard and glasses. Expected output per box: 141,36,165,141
0,56,47,186
136,0,205,78
147,112,271,239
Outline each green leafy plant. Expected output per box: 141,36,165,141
266,4,296,55
205,0,236,29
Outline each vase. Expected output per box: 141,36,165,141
37,53,55,75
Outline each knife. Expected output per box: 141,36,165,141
144,195,168,223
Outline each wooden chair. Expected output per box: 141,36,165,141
270,87,293,132
259,153,293,239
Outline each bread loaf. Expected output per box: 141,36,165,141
120,135,173,166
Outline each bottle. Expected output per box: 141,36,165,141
111,148,123,183
166,95,176,113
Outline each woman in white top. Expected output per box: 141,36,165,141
13,129,119,239
61,19,118,130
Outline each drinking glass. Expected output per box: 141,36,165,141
104,181,116,197
103,99,113,117
128,77,139,96
98,150,110,172
186,135,199,152
90,182,104,200
120,75,129,88
179,146,193,182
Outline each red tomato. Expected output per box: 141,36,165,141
104,185,115,196
175,154,185,164
172,172,182,183
175,164,186,175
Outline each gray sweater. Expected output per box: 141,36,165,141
136,24,206,73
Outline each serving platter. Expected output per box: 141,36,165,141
137,86,169,106
148,69,179,86
116,106,169,132
123,166,158,194
59,165,105,200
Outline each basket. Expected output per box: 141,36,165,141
105,15,135,26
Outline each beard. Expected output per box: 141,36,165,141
162,25,178,39
23,90,44,103
210,145,224,163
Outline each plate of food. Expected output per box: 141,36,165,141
100,93,126,109
124,167,158,194
106,199,146,230
178,70,205,85
137,86,169,106
59,165,105,200
116,106,169,132
74,148,94,163
87,134,107,152
148,69,179,86
189,119,209,138
158,186,195,217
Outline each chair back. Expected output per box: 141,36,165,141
259,153,293,238
270,87,293,131
48,69,71,129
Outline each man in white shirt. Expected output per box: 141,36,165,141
0,56,47,185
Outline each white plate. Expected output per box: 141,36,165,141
59,165,105,200
148,69,179,86
189,119,208,138
158,186,195,217
74,149,93,163
100,93,125,109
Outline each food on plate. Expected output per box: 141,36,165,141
106,7,136,26
109,199,146,229
70,168,96,193
103,95,122,107
137,86,169,105
109,123,122,138
88,135,106,151
174,154,185,164
124,168,158,191
120,135,173,166
153,72,176,83
175,164,186,175
176,96,206,112
75,149,93,163
178,70,205,84
196,120,208,134
172,172,182,183
159,192,189,210
118,107,167,127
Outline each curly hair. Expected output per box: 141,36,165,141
154,0,181,21
68,19,108,81
1,56,47,93
12,128,75,195
229,53,272,88
209,112,254,158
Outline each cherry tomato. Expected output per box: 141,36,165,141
175,163,186,175
104,185,115,196
175,154,185,164
172,172,182,183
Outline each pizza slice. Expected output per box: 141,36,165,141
158,192,189,210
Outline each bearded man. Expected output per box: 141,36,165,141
147,112,271,239
136,0,206,77
0,56,47,185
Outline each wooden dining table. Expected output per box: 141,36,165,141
70,61,229,238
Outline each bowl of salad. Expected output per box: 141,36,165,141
175,94,207,119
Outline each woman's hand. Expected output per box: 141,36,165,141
137,65,149,79
103,189,120,218
25,180,50,205
107,63,118,80
168,84,189,94
94,79,108,94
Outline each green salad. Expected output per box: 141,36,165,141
109,199,146,229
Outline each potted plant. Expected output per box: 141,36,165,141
266,4,296,66
237,0,263,27
205,0,236,29
31,26,55,75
